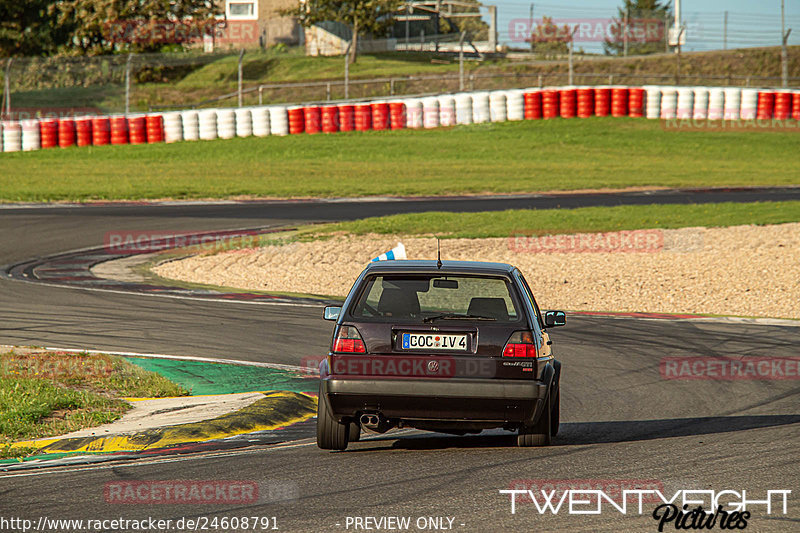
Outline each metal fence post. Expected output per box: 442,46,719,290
459,31,466,91
238,48,245,107
344,40,352,100
124,53,133,116
326,82,331,100
259,86,263,105
2,58,12,119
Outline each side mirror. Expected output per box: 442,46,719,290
544,310,566,327
323,306,342,321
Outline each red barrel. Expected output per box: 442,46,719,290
354,104,372,131
542,90,560,119
110,116,128,145
389,102,406,130
146,115,164,143
559,89,577,118
338,105,355,132
628,87,645,118
773,92,792,120
304,106,321,134
128,116,147,144
75,118,93,147
371,102,389,130
793,92,800,120
57,119,76,148
576,88,594,118
756,92,774,120
40,119,58,149
288,107,305,134
611,87,629,117
321,106,339,133
92,117,110,145
524,91,542,120
594,87,611,116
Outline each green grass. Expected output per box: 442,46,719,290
313,201,800,239
0,350,187,458
1,118,799,202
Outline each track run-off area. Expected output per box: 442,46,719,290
1,189,798,532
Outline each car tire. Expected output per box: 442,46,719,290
349,421,361,442
317,387,349,451
550,386,560,437
517,393,552,447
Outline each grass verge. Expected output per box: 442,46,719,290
312,201,800,239
1,118,799,202
0,349,187,458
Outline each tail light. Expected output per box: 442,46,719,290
332,325,366,353
502,331,538,358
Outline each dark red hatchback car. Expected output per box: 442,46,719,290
317,260,565,450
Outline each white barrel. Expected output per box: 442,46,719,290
723,87,741,120
692,87,709,120
162,112,183,143
422,97,440,129
676,88,694,119
707,88,725,120
505,89,525,121
21,119,41,151
181,111,200,141
404,99,424,129
454,93,473,125
660,88,678,119
471,91,490,123
644,86,662,119
268,106,289,136
437,95,456,127
216,108,236,139
740,88,759,120
489,91,507,122
251,106,270,137
234,108,253,138
2,121,22,152
198,109,218,140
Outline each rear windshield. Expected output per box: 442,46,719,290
349,274,522,323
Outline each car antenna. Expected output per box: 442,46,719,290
436,237,442,269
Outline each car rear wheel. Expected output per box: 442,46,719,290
517,393,552,447
349,421,361,442
317,387,349,451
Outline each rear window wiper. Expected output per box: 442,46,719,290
423,313,497,323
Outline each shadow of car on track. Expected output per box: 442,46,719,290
340,414,800,451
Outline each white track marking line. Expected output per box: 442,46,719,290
38,346,317,374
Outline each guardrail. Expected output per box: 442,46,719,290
149,71,800,111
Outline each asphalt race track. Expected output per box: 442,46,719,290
1,190,799,532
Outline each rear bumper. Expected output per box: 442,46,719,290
323,377,548,426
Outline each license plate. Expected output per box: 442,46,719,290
401,333,468,351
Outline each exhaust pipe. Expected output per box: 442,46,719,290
359,413,391,433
